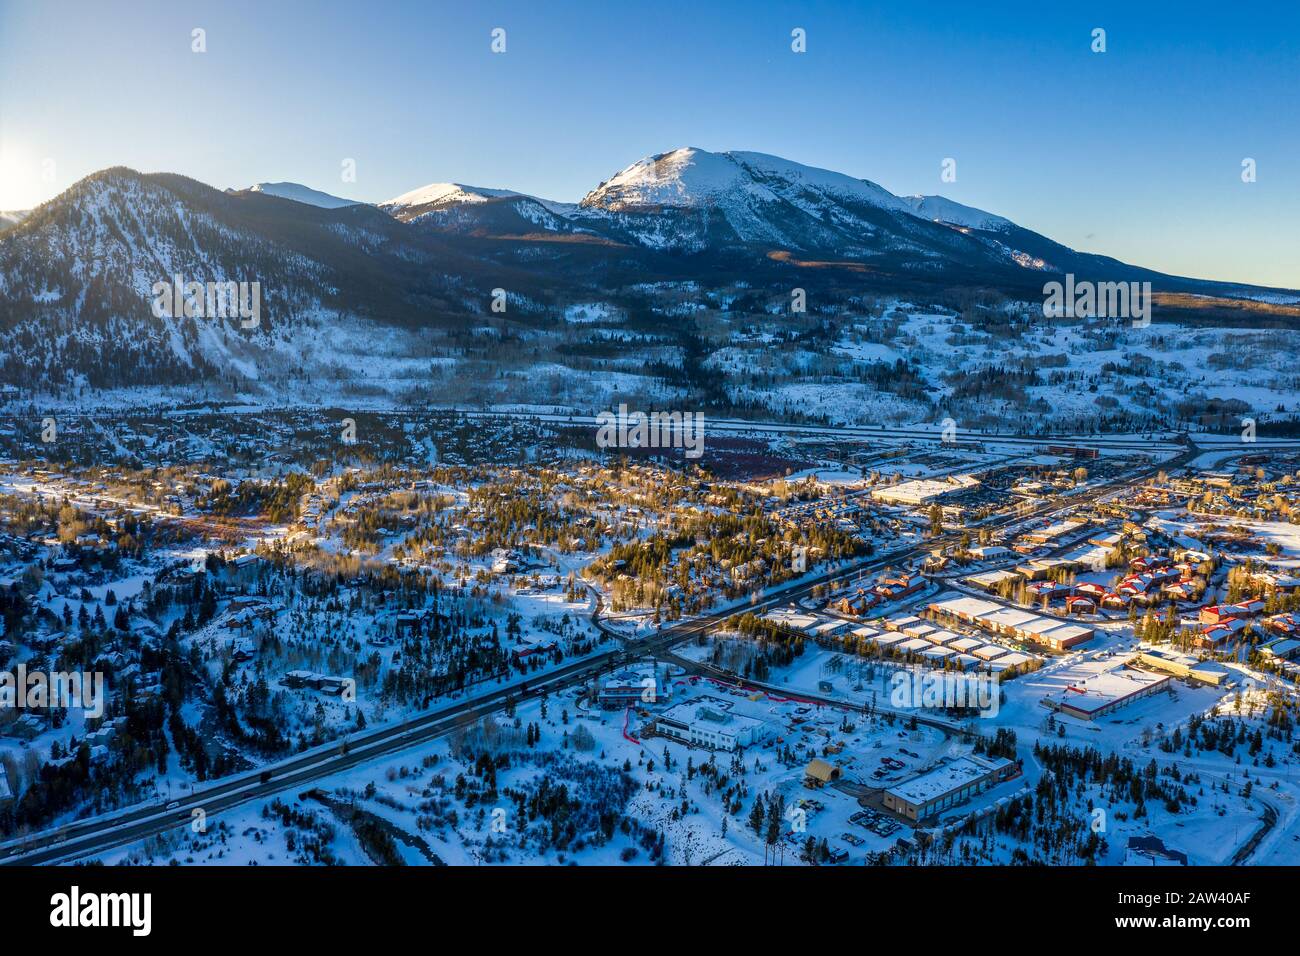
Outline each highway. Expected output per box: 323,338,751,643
0,441,1192,865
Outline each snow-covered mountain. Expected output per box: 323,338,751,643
380,182,587,239
0,168,519,392
382,182,520,213
2,150,1293,399
581,147,911,216
246,181,363,208
389,147,1064,271
0,170,344,390
572,147,928,254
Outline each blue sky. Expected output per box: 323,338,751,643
1,0,1297,287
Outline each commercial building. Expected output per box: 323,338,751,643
871,474,980,507
966,569,1021,592
883,754,1017,822
654,696,768,752
1040,664,1171,720
927,594,1093,650
1134,648,1229,686
1022,518,1088,546
597,667,671,708
761,607,820,632
968,545,1012,560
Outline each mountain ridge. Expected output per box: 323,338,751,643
245,182,363,209
0,155,1295,404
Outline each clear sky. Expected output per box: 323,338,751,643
1,0,1297,287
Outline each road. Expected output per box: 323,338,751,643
0,441,1192,865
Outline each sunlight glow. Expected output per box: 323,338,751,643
0,140,56,210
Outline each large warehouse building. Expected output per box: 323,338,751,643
1040,664,1172,720
871,474,980,506
883,754,1017,822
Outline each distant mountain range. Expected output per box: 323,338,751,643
354,147,1121,275
232,146,1291,292
0,146,1293,399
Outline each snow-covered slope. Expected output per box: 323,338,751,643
382,182,520,211
582,147,910,215
0,168,506,393
902,195,1011,232
0,169,345,390
0,209,29,232
380,181,588,237
581,148,752,210
248,182,362,208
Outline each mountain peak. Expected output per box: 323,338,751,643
247,182,362,209
579,147,913,217
580,147,754,211
381,182,521,211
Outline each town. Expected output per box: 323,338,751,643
0,408,1296,868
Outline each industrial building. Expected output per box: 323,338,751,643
883,754,1017,822
1040,664,1171,720
870,474,980,506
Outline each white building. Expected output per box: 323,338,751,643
871,474,980,507
1040,661,1171,720
655,696,768,751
